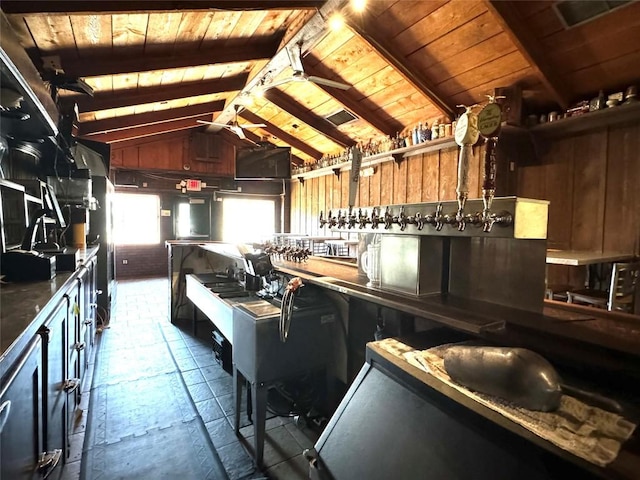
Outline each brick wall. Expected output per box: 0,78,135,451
115,244,168,279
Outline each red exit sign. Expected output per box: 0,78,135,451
186,179,202,191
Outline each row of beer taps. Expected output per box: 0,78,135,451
261,243,311,262
320,95,512,234
319,204,512,233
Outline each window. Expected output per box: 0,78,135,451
222,197,275,243
112,193,160,245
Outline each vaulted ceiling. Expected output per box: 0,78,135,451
2,0,639,165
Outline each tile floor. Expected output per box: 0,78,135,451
62,277,319,480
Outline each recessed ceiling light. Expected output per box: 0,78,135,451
329,13,344,31
351,0,367,13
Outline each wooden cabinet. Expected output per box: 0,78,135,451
0,336,46,480
191,132,221,162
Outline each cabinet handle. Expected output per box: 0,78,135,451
37,448,62,479
62,378,80,394
0,400,10,434
74,342,86,351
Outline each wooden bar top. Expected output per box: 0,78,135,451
272,256,640,358
546,250,636,266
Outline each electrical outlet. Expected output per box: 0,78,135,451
122,259,128,264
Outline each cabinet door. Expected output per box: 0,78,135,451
0,336,45,480
41,298,69,474
81,259,97,373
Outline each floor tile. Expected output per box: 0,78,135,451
195,397,226,424
188,381,215,403
264,453,310,480
205,417,238,449
80,277,329,480
216,439,257,480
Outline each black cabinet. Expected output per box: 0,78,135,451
0,335,58,480
40,297,70,478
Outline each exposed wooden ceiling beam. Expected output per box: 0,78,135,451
304,53,403,136
0,1,325,14
240,110,323,160
84,115,212,143
48,37,280,78
346,18,456,121
485,0,570,110
264,88,355,149
65,74,247,113
79,101,224,136
214,0,348,127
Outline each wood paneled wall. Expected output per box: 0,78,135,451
291,122,640,291
110,130,235,176
290,144,489,236
518,121,640,287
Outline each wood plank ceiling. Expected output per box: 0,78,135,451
3,0,639,166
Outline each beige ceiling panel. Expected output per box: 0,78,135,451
24,15,76,53
203,11,243,42
71,14,113,52
175,12,215,51
111,73,139,91
144,12,183,54
112,13,148,53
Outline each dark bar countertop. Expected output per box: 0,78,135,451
272,256,640,359
0,246,99,378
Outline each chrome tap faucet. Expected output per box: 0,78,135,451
371,207,381,229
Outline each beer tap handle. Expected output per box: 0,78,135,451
399,206,408,231
371,207,380,229
454,104,479,232
434,203,444,231
347,207,356,229
383,206,394,230
415,212,425,231
319,211,326,228
358,208,369,229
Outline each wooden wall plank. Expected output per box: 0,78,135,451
318,175,327,229
406,153,423,203
604,122,640,254
340,171,349,208
379,161,394,205
421,151,440,202
369,164,381,206
358,175,370,207
438,148,457,201
290,179,299,233
332,172,341,211
310,177,319,236
542,138,574,250
393,159,407,204
570,131,608,251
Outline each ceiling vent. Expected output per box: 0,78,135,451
554,0,631,28
325,109,358,127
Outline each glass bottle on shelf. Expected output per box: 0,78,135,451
431,119,440,140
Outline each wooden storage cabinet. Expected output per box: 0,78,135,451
0,336,46,480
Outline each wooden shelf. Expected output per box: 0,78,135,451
295,136,457,181
528,101,640,139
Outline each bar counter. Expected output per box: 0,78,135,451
272,256,640,359
0,246,99,378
